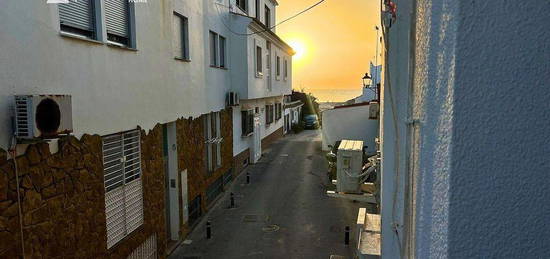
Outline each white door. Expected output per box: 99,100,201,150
252,115,262,163
164,122,180,241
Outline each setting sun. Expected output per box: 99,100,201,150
287,39,307,61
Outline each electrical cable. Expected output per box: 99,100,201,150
9,136,26,258
215,0,326,36
379,1,405,258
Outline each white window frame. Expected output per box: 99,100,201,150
255,40,263,77
102,129,144,249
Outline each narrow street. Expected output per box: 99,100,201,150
170,130,363,259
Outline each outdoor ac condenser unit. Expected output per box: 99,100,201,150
336,140,364,193
14,95,73,139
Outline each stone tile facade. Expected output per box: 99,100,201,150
233,149,250,175
0,126,167,258
175,108,233,237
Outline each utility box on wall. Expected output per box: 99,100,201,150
336,140,364,193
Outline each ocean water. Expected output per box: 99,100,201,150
303,88,362,102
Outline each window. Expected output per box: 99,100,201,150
205,112,222,173
241,110,254,136
210,31,226,68
256,45,263,76
188,195,202,226
105,0,133,46
220,36,226,68
102,130,144,249
265,5,271,28
275,103,282,120
276,56,281,79
255,0,261,19
173,12,189,60
284,59,288,80
59,0,97,39
206,175,224,205
265,104,274,124
210,31,218,67
236,0,247,12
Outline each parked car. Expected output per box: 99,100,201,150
303,114,319,129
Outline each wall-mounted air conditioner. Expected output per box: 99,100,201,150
14,95,73,139
226,92,240,107
369,102,380,120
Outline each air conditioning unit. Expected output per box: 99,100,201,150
226,92,240,107
369,102,379,120
14,95,73,139
336,140,364,193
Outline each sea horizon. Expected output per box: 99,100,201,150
296,88,362,103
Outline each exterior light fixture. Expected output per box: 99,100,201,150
362,73,372,88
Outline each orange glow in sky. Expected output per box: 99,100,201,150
277,0,381,92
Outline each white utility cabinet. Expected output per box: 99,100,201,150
336,140,364,193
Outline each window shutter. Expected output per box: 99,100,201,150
59,0,94,31
105,0,129,37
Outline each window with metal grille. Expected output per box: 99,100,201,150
205,112,222,173
206,175,224,206
241,110,254,136
127,234,157,259
103,129,144,249
173,12,189,60
58,0,96,38
105,0,132,46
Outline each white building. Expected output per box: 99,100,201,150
379,0,550,258
228,0,294,167
283,95,303,134
0,0,292,257
321,102,379,153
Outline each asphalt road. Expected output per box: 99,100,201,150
170,130,366,259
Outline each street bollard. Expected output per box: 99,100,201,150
246,172,250,184
344,226,350,245
206,221,212,239
230,192,235,208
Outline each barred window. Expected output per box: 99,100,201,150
102,129,143,249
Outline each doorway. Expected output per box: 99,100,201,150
251,114,262,163
163,122,180,242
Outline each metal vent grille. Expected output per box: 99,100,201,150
14,96,31,138
127,234,157,259
103,129,143,249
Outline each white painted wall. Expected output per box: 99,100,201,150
321,105,379,153
381,0,550,258
0,0,237,149
232,96,284,155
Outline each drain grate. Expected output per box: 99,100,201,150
262,224,280,232
243,214,259,222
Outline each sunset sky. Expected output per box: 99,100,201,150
276,0,381,99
